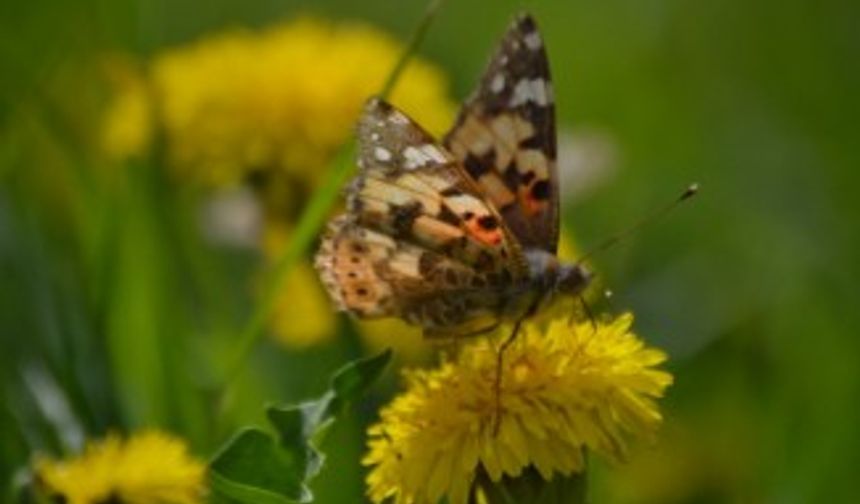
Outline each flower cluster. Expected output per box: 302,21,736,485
363,312,673,504
102,17,456,189
35,430,205,504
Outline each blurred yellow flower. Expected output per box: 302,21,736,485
263,222,335,349
363,312,672,504
269,262,337,349
103,17,456,189
357,318,432,364
101,57,153,161
35,430,205,504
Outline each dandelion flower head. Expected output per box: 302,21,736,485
363,312,673,504
35,430,205,504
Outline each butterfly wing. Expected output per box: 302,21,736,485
315,98,527,331
315,216,507,333
444,14,559,252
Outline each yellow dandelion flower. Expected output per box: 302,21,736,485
35,430,205,504
363,312,673,504
103,17,456,188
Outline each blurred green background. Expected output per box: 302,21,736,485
2,0,858,502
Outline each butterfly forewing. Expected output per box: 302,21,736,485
315,99,527,333
350,99,527,277
444,14,559,253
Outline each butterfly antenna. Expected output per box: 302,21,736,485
575,183,699,266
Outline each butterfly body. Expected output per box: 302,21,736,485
315,14,590,338
524,249,591,298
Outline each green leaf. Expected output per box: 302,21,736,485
267,349,393,478
327,346,394,417
209,428,311,504
210,350,392,503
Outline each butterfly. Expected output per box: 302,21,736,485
315,13,592,340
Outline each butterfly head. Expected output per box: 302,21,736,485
525,249,592,298
555,262,592,297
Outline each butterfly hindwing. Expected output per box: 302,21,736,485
444,14,559,252
315,216,506,331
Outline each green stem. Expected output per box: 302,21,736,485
379,0,446,99
222,144,354,392
215,0,447,418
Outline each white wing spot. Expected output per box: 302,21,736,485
403,146,428,169
389,111,410,125
510,78,550,107
370,132,380,142
445,193,488,217
524,32,542,51
374,146,392,162
425,145,448,163
490,73,506,93
403,145,447,170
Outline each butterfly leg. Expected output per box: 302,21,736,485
576,294,597,333
493,317,525,436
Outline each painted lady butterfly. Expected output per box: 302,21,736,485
315,13,591,339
